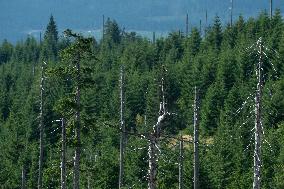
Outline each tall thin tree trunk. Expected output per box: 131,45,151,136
61,118,66,189
102,15,105,40
193,86,199,189
119,66,125,189
199,20,202,34
40,32,42,45
21,165,26,189
270,0,273,19
152,32,156,43
253,38,263,189
186,14,189,37
148,75,167,189
38,62,45,189
148,136,157,189
73,58,81,189
231,0,233,26
230,0,234,27
205,10,208,37
179,137,184,189
87,175,91,189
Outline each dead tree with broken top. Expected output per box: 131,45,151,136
148,68,173,189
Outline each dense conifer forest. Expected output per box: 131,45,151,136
0,10,284,189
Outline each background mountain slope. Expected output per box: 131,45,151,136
1,0,284,42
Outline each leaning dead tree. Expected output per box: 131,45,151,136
119,66,125,189
253,38,264,189
193,86,200,189
38,61,46,189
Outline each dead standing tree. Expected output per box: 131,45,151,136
21,165,26,189
253,38,264,189
119,66,125,189
61,118,66,189
178,136,184,189
193,86,200,189
52,118,67,189
239,37,277,189
38,61,46,189
270,0,273,19
148,71,174,189
115,67,177,188
230,0,234,27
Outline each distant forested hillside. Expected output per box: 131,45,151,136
1,0,284,42
0,10,284,189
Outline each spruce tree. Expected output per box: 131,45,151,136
41,15,59,61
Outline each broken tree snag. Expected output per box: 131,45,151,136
148,68,172,189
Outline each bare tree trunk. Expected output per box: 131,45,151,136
230,0,234,27
199,20,202,34
179,137,184,189
193,86,199,189
119,66,125,189
186,14,189,37
87,175,91,189
61,118,66,189
21,165,26,189
73,59,81,189
270,0,273,19
40,32,42,45
102,15,105,40
38,62,45,189
253,38,263,189
205,10,208,37
148,135,157,189
148,75,168,189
